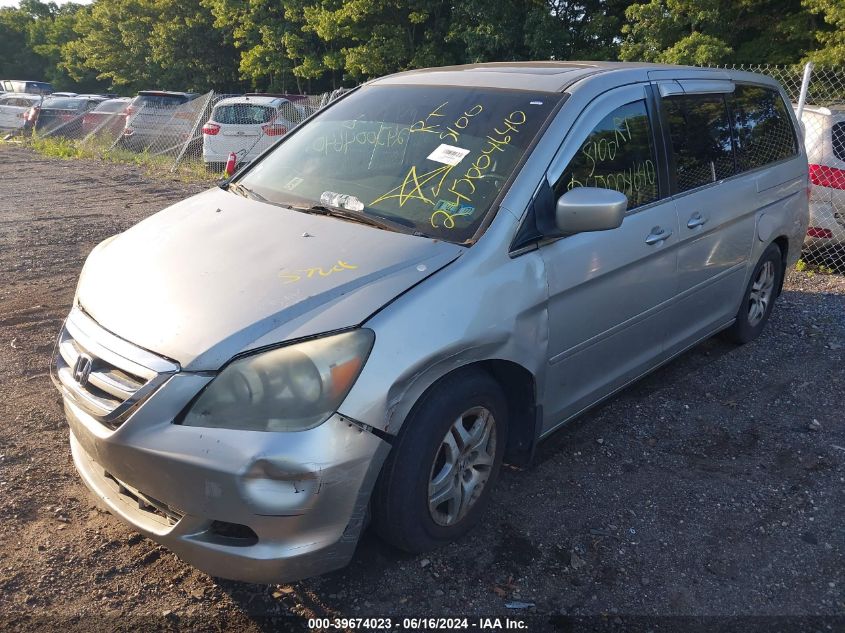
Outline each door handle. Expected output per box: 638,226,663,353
687,212,708,229
645,227,673,245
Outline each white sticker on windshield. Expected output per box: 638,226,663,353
427,144,471,166
284,176,303,191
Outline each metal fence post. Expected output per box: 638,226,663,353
171,91,215,173
796,61,815,121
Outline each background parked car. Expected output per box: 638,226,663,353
0,93,42,132
27,95,107,138
81,97,132,138
798,104,845,251
1,80,53,95
201,94,306,169
122,90,200,151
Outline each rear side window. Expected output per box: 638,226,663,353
730,85,797,171
213,104,274,125
555,100,659,210
663,95,734,193
833,122,845,162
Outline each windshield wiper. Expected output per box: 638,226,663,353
287,204,420,236
224,181,268,202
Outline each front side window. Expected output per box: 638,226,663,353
664,94,734,193
239,85,562,243
554,100,658,211
730,85,797,171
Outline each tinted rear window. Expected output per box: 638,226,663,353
41,98,86,110
94,100,129,113
213,104,275,124
730,85,797,171
664,94,734,193
133,94,186,108
833,122,845,162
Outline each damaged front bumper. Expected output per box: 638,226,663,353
54,310,390,584
66,397,389,583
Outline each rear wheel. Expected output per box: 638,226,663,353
372,369,507,553
724,243,784,344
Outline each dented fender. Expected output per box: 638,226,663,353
338,210,550,435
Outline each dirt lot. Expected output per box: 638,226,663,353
0,144,843,632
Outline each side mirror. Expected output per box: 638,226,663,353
555,187,628,234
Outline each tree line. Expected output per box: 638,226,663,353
0,0,842,95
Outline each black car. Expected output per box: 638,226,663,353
28,95,107,138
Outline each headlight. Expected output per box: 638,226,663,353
181,329,374,432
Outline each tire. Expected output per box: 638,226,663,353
371,369,508,553
724,243,784,344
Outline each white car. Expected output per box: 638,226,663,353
0,93,41,131
798,104,845,248
202,94,307,169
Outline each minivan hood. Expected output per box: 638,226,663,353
77,188,463,370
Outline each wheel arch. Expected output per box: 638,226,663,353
772,234,789,296
395,359,540,467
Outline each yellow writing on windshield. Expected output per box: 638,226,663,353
370,164,454,207
370,109,531,231
410,103,484,143
312,120,409,155
410,102,448,135
443,110,527,212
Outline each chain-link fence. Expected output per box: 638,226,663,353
34,89,348,179
711,64,845,274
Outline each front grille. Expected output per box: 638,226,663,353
53,307,177,429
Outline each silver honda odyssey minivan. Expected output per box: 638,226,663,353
52,62,808,583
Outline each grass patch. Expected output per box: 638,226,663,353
31,135,84,159
25,132,218,183
796,258,839,276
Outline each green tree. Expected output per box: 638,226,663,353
620,0,815,65
203,0,307,92
803,0,845,64
63,0,240,93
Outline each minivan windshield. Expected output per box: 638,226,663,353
238,85,561,242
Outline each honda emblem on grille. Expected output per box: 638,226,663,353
72,354,93,386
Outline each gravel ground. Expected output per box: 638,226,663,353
0,145,843,632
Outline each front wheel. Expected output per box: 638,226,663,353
371,369,508,553
724,243,784,344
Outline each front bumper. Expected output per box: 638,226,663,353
54,312,390,584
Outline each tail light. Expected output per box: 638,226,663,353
809,164,845,190
261,123,287,137
202,122,221,136
807,227,833,239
